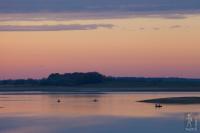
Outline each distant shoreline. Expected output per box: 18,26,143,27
1,85,200,92
0,90,200,96
139,97,200,104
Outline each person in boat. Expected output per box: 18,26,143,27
57,99,61,103
93,99,98,102
155,103,162,108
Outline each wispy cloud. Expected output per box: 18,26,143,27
0,24,114,31
0,12,190,22
169,25,182,29
153,27,160,30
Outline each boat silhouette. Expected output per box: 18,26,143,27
93,99,98,102
155,103,162,108
57,99,61,103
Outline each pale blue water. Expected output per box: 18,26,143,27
0,92,200,133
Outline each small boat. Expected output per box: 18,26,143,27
155,103,162,108
93,99,98,102
57,99,61,103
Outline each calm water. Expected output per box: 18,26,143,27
0,92,200,133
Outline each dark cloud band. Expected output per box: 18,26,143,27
0,24,114,31
0,0,200,13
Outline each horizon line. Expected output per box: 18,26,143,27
1,71,200,80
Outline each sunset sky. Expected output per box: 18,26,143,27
0,0,200,79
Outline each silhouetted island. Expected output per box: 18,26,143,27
0,72,200,92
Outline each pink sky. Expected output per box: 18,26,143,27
1,16,200,79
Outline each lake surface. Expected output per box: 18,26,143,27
0,92,200,133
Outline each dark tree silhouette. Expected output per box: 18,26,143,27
1,72,200,91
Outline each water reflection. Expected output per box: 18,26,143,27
0,116,185,133
0,92,200,133
0,92,200,117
